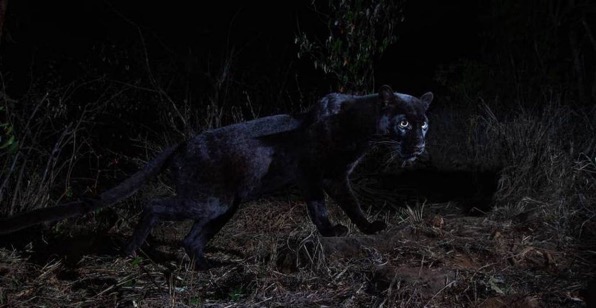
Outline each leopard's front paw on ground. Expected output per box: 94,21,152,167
331,223,349,236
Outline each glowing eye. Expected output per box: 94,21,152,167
399,120,409,128
422,122,428,129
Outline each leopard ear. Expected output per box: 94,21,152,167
378,85,396,106
420,92,434,110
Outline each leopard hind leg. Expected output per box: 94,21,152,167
182,197,240,270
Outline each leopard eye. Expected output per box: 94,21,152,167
422,122,428,129
399,120,409,128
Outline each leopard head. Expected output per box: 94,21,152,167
376,85,433,162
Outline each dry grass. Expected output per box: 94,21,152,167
0,199,591,307
427,95,595,239
0,86,105,216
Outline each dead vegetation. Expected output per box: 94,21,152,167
0,197,592,307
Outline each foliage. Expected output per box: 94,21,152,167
296,0,406,93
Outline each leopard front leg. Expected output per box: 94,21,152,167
306,198,349,237
323,177,386,235
298,175,348,237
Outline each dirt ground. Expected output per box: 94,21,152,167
1,188,594,307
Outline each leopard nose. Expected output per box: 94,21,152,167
414,145,425,153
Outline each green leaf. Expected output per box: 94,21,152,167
131,256,143,266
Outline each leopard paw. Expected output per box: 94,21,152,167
320,223,348,237
332,224,349,236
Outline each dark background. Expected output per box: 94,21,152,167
3,0,593,104
1,0,482,98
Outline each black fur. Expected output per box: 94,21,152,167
0,85,433,269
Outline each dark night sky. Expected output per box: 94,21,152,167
2,0,481,97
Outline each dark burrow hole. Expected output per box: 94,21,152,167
354,167,500,215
